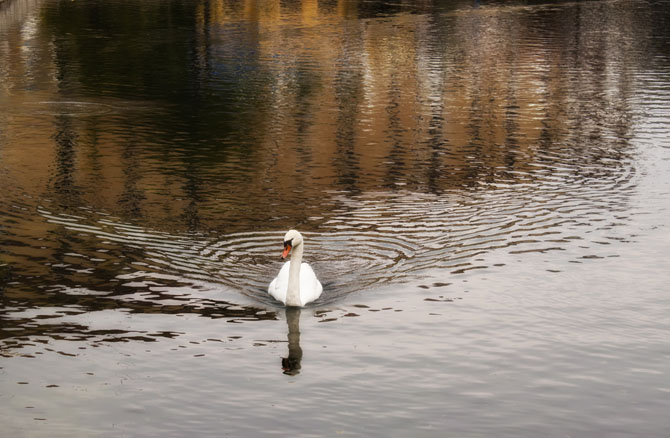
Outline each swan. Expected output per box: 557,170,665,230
268,230,323,307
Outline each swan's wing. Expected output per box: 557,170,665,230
299,263,323,305
268,262,291,304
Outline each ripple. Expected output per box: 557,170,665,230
19,136,638,309
0,0,655,345
24,100,117,117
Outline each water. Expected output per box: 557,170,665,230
1,0,669,436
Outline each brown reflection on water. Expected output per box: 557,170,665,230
0,0,658,352
0,0,646,232
1,3,669,435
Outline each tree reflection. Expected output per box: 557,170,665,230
51,114,81,207
0,0,649,233
0,0,664,360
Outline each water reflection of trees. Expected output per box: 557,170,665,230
0,0,665,357
0,0,653,231
51,114,82,206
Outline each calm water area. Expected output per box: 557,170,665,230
1,0,670,436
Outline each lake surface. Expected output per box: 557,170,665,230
1,0,670,436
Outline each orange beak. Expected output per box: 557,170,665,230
281,243,292,259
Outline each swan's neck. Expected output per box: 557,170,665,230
286,243,303,307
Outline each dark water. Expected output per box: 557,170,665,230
1,0,670,436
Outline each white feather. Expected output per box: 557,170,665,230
268,230,323,306
268,261,323,306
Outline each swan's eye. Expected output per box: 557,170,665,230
283,239,293,248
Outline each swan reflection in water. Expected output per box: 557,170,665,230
282,307,303,375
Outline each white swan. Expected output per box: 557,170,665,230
268,230,323,307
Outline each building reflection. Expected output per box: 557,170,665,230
51,114,81,206
0,0,646,231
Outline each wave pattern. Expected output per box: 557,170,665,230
0,0,656,325
23,141,636,309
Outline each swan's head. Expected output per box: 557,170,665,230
281,229,303,259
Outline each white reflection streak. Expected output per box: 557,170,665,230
0,0,41,35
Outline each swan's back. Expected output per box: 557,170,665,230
268,262,323,306
296,262,323,305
